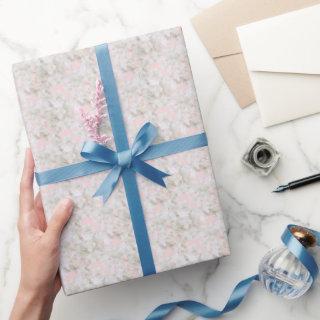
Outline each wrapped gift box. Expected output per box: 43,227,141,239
13,27,229,295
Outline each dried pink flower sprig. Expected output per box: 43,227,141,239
79,80,111,146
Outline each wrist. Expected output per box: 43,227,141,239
18,284,54,302
10,285,54,320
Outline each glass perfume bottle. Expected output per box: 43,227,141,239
259,226,317,299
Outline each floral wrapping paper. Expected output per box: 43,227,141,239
13,27,230,295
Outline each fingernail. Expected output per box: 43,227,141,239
60,198,74,211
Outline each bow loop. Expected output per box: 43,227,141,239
80,122,168,202
131,122,158,156
81,140,117,164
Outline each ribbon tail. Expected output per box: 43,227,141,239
145,275,259,320
132,159,170,187
93,166,122,202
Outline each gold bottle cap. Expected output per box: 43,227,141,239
290,226,317,248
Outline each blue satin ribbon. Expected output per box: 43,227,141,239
35,43,208,277
35,131,207,189
146,224,320,319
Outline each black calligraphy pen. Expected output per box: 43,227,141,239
273,173,320,193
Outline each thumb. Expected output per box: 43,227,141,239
46,198,74,241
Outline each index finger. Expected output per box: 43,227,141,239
19,148,35,214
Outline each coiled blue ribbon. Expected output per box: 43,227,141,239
146,224,320,319
35,43,208,277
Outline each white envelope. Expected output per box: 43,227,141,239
237,4,320,127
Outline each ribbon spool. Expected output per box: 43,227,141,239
290,226,317,248
146,225,320,320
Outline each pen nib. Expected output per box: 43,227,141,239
273,185,289,193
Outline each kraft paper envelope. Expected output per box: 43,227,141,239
237,4,320,127
192,0,320,108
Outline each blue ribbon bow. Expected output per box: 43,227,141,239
81,122,170,202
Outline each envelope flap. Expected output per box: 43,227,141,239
238,4,320,75
192,0,320,58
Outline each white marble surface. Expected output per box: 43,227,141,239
0,0,320,319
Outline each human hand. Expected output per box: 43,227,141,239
10,149,74,320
